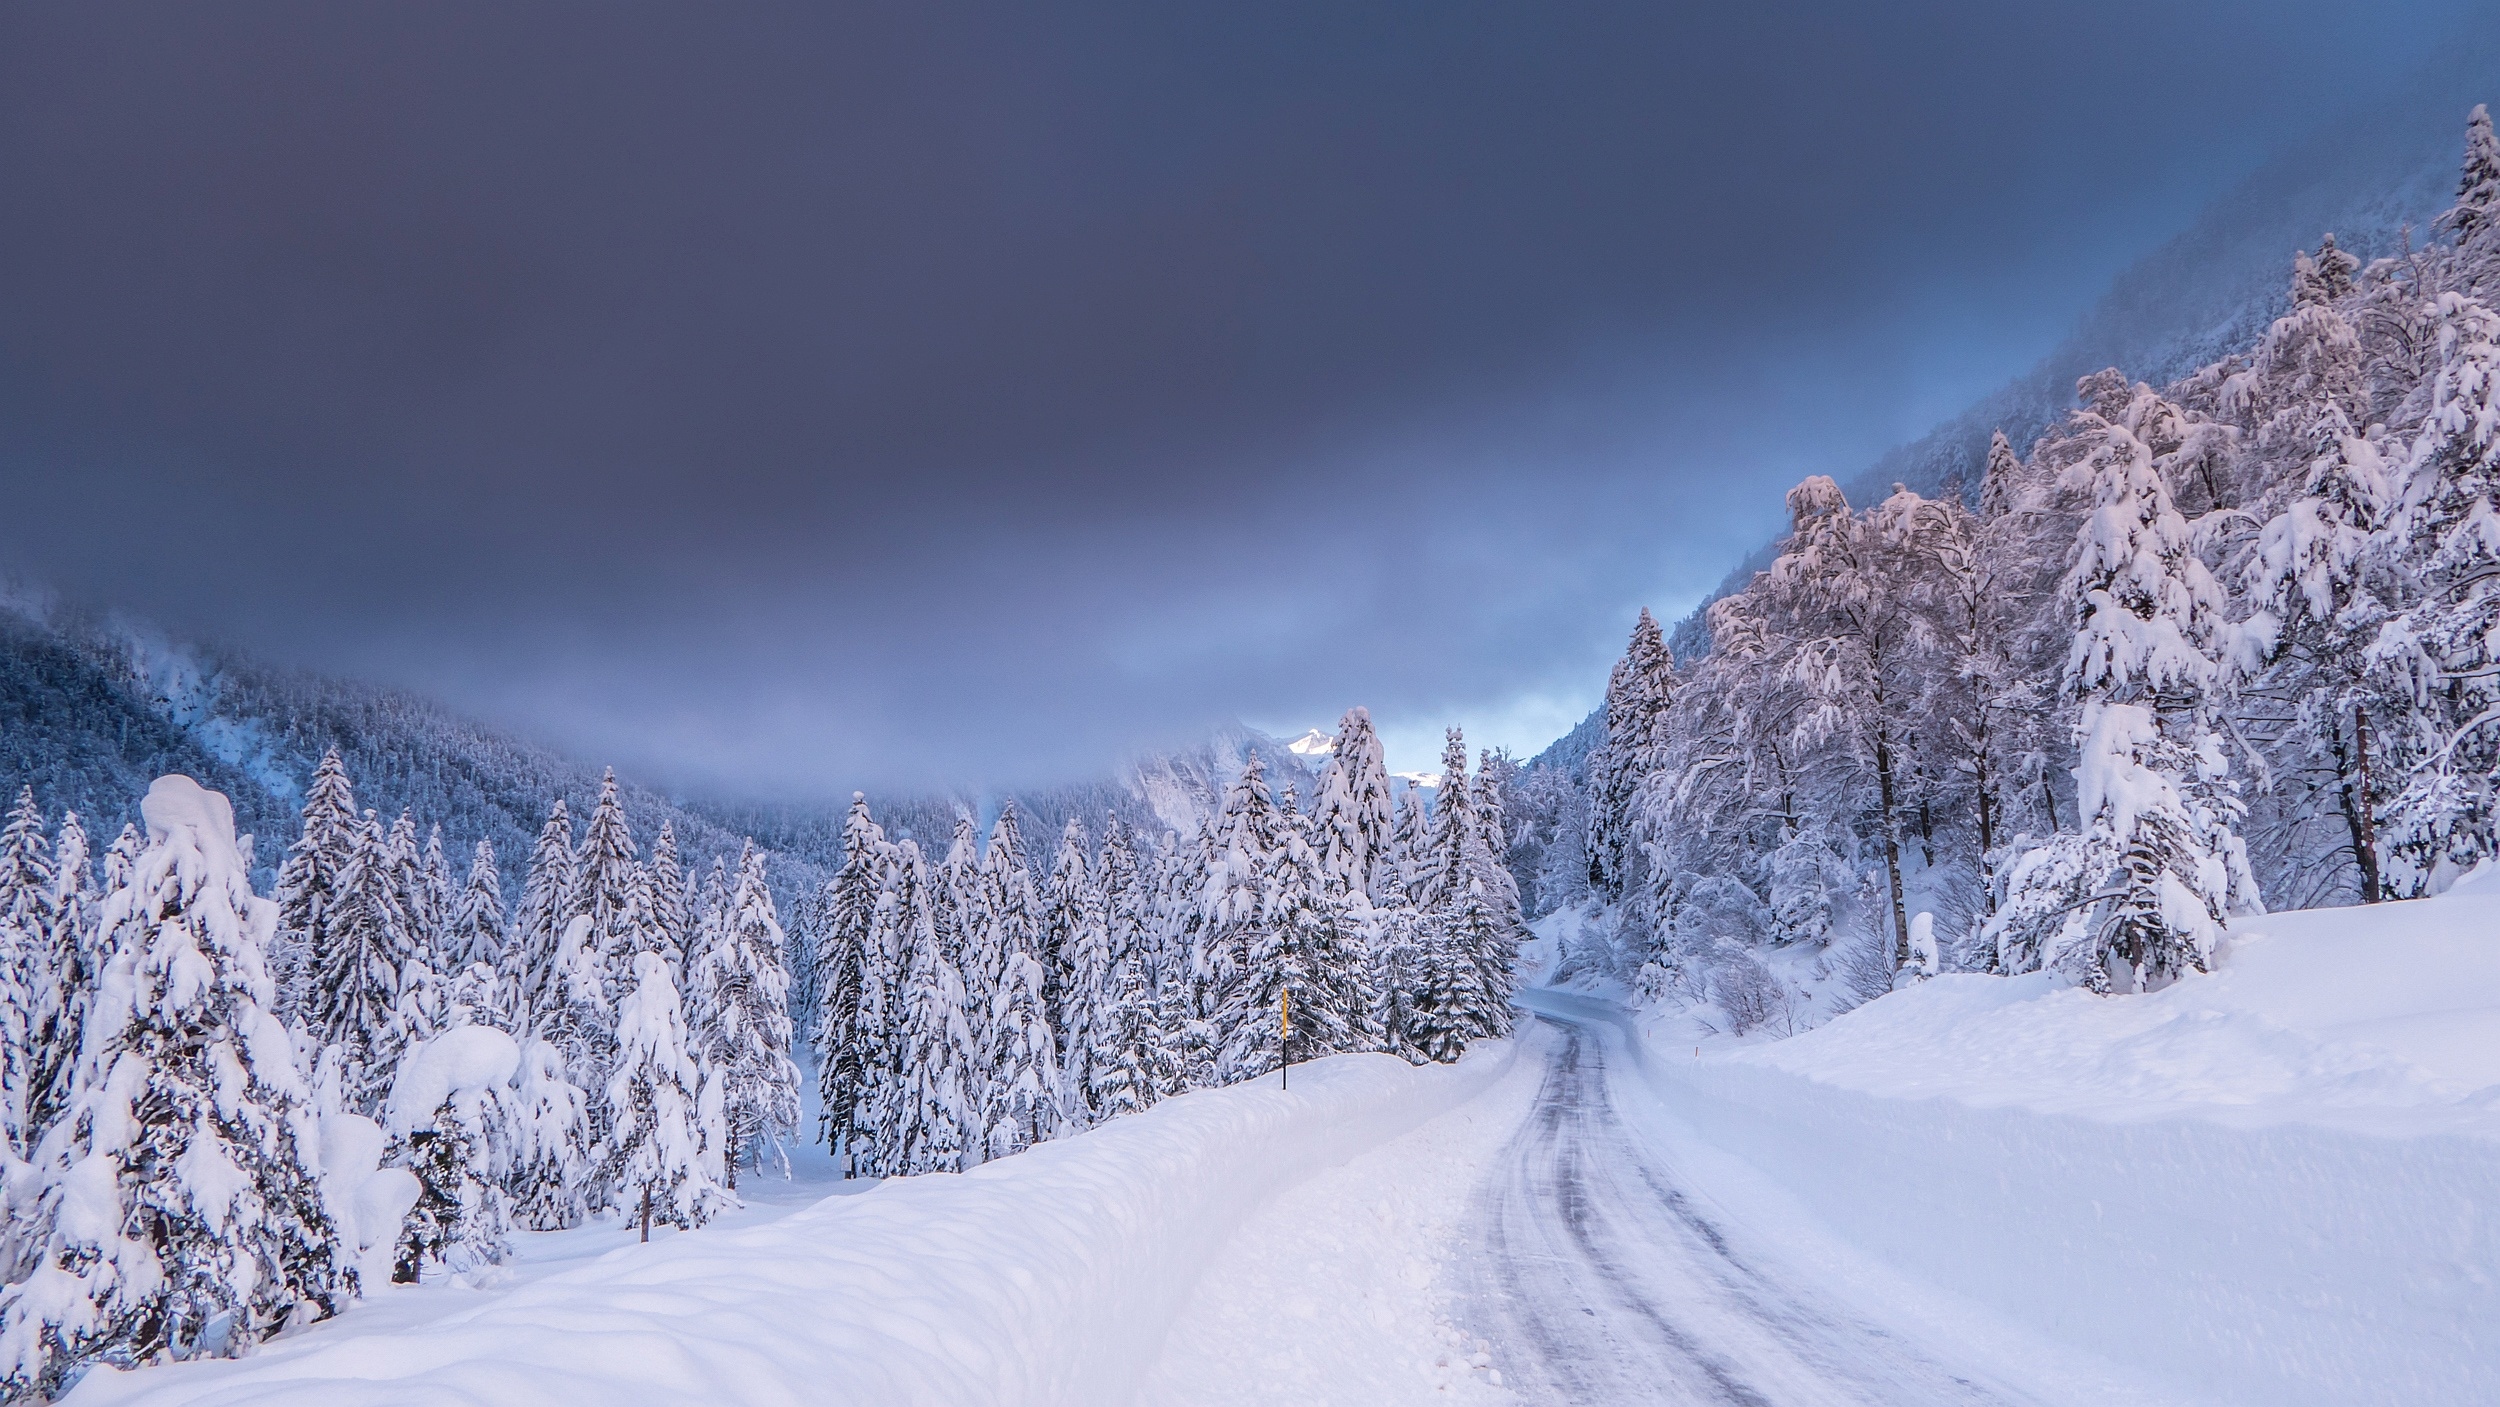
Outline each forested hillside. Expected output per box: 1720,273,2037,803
1513,105,2500,1012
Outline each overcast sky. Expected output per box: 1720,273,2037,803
0,0,2487,793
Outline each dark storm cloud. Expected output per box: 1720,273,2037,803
0,0,2482,789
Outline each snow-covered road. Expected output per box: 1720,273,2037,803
1467,997,2015,1406
1152,990,2163,1407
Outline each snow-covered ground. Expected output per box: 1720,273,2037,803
67,1046,1510,1407
1633,871,2500,1407
66,879,2500,1407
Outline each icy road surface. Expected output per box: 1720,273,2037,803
1151,990,2180,1407
1471,997,2011,1406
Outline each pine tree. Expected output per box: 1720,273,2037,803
1586,611,1677,898
893,843,975,1175
983,944,1063,1159
1044,818,1111,1124
384,1026,521,1281
273,750,359,1023
1088,948,1157,1120
505,1035,591,1231
305,811,422,1112
575,771,644,1007
1195,753,1279,1083
690,845,802,1188
26,812,96,1147
502,799,578,1034
0,778,347,1396
2444,103,2500,247
603,951,728,1231
815,795,880,1160
1310,706,1398,902
1218,800,1374,1079
0,788,54,1154
1991,401,2260,990
2378,292,2500,890
418,823,453,959
647,822,689,977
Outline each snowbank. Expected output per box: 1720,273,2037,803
69,1043,1515,1407
1623,882,2500,1407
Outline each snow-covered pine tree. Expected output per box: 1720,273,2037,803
381,811,448,1067
1098,813,1148,975
647,822,689,977
1386,790,1431,907
1088,944,1157,1120
2443,103,2500,249
1586,610,1676,898
1194,753,1279,1084
0,788,54,1153
501,799,578,1033
690,844,801,1188
273,749,359,1024
0,778,346,1396
1310,706,1398,903
384,1025,521,1281
450,839,505,972
1217,797,1374,1079
418,824,453,959
1044,818,1112,1124
305,810,419,1113
575,771,644,1007
891,842,974,1174
1413,731,1518,1038
815,795,880,1159
982,941,1063,1160
603,950,728,1231
504,1035,591,1231
25,812,96,1148
2376,292,2500,890
933,814,982,997
1991,390,2261,990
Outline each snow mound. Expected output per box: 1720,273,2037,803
69,1044,1514,1407
1641,884,2500,1407
1731,883,2500,1135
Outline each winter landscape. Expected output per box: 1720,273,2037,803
3,5,2499,1405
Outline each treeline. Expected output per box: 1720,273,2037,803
793,709,1525,1175
0,758,799,1399
1532,104,2500,1002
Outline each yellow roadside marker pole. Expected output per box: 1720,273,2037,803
1281,985,1291,1092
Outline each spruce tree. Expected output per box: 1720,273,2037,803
816,795,880,1156
1586,610,1676,897
0,778,346,1396
893,843,975,1175
505,1035,591,1231
647,822,689,977
1088,950,1157,1121
502,799,578,1033
26,812,95,1147
691,845,802,1188
448,839,503,970
384,1025,520,1281
1311,706,1397,902
0,788,54,1153
575,771,644,1006
2446,103,2500,247
273,749,359,1023
603,951,728,1230
1044,819,1111,1123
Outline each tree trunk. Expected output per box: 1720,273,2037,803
640,1184,653,1243
2343,705,2384,903
1873,726,1912,971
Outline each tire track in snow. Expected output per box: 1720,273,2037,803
1464,1014,2021,1406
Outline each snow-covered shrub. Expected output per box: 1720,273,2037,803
1709,949,1789,1035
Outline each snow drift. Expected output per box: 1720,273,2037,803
1631,876,2500,1407
68,1043,1514,1407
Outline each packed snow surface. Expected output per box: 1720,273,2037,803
68,1045,1511,1407
1642,876,2500,1407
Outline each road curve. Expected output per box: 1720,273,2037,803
1462,997,2023,1406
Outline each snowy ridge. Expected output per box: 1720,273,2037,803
70,1043,1517,1407
1602,878,2500,1407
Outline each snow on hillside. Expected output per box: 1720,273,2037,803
67,1046,1513,1407
1615,876,2500,1407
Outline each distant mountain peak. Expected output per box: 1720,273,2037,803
1286,728,1337,758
